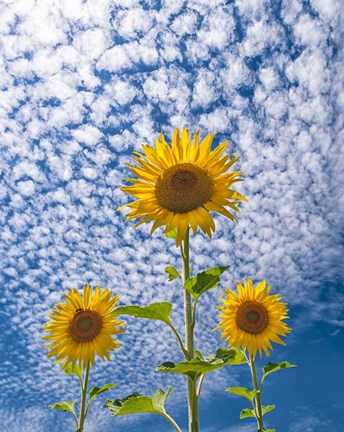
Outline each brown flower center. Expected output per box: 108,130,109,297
69,310,102,343
155,163,213,213
236,301,268,335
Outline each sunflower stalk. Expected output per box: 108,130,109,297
78,361,91,431
181,227,200,432
249,356,264,432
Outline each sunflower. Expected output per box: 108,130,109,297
217,279,290,358
42,284,125,368
119,128,247,246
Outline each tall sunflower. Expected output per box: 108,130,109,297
217,279,290,358
120,128,248,246
42,284,125,368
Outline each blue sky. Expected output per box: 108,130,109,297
0,0,343,431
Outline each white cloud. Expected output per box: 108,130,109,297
72,125,103,146
114,8,153,40
16,180,36,196
310,0,341,23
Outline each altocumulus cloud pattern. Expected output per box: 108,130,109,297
0,0,343,431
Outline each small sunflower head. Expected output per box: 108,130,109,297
119,127,248,246
42,284,125,369
217,279,291,358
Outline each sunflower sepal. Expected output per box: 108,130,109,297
262,361,296,383
184,266,230,301
165,227,178,240
226,386,257,402
165,266,181,281
64,363,82,379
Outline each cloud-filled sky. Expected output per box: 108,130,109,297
0,0,343,431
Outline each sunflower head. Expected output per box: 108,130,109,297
119,128,248,246
42,284,125,369
217,279,290,358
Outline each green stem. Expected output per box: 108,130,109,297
249,355,264,432
161,411,183,432
181,227,199,432
169,322,188,358
196,374,205,399
78,361,90,431
191,298,197,331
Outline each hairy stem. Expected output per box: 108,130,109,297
78,361,90,431
181,228,199,432
249,355,264,432
161,411,183,432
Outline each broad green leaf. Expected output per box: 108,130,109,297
165,266,181,281
104,387,172,416
184,266,230,300
213,347,247,364
64,363,82,379
226,387,257,402
113,302,173,326
262,405,275,416
157,348,246,379
262,361,296,381
240,408,255,419
165,228,178,239
49,400,76,416
89,383,117,401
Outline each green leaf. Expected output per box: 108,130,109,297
64,363,82,379
165,228,178,239
165,266,181,281
262,404,275,416
113,302,173,326
226,387,257,402
213,347,247,364
90,383,117,401
262,361,296,381
49,400,76,416
157,348,246,380
184,266,230,300
194,350,204,360
240,408,255,419
104,387,172,416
